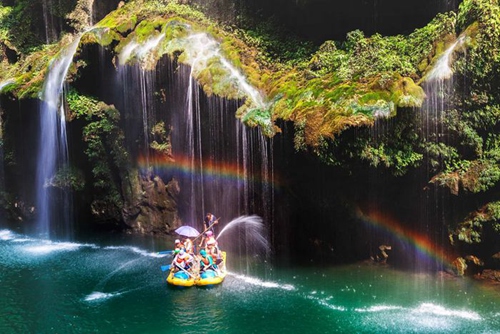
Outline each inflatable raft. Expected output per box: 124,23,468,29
196,251,227,287
166,269,196,287
165,251,227,288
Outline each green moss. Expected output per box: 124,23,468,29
4,0,500,184
135,19,164,41
241,106,276,137
97,6,138,34
7,44,58,99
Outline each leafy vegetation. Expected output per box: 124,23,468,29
2,0,500,257
150,121,173,157
66,91,134,222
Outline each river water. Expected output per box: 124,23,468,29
0,227,499,333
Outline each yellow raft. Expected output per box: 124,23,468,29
166,269,197,287
196,251,227,287
166,251,227,288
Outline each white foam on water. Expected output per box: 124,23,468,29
103,245,164,258
354,304,405,313
307,294,347,312
23,241,83,255
0,229,15,240
228,272,295,291
83,291,122,302
12,238,35,243
412,302,482,321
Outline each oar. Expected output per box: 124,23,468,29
157,250,173,255
193,217,221,243
174,263,197,278
160,263,196,279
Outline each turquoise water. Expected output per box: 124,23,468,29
0,228,499,333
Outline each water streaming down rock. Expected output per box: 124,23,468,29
116,30,273,249
167,33,270,227
117,33,166,171
414,36,465,270
36,34,84,237
41,0,58,43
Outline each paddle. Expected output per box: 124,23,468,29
193,217,220,243
174,263,196,278
157,250,174,255
161,262,196,278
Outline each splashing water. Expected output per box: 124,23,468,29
229,272,295,291
83,291,123,302
0,228,496,332
118,40,140,65
216,215,269,251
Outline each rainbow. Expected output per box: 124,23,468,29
137,153,279,187
357,209,456,268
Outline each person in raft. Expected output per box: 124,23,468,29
174,239,184,251
204,230,222,264
182,236,194,255
172,249,193,272
199,249,217,272
198,212,219,247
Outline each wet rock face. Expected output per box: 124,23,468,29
122,175,181,235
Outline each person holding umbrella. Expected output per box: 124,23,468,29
174,225,200,254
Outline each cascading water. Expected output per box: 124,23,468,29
417,36,465,270
171,32,269,224
36,34,84,237
116,29,273,266
41,0,57,43
117,33,165,171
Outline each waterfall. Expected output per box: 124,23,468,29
426,36,465,82
415,36,464,270
41,0,57,43
422,36,465,172
114,28,272,263
117,29,269,219
181,33,265,109
172,32,269,226
117,34,165,171
36,34,83,237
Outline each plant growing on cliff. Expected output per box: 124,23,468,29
67,91,134,222
150,121,173,157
